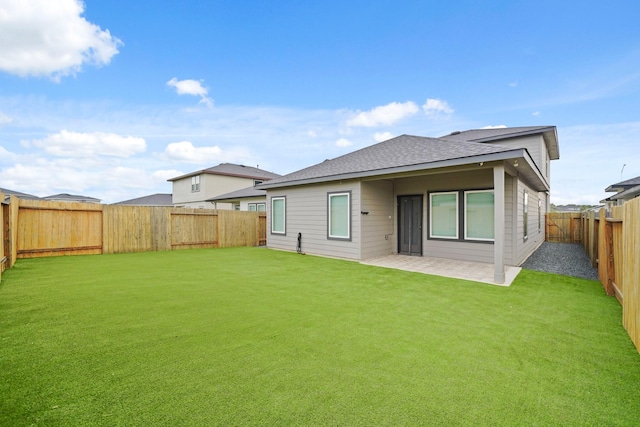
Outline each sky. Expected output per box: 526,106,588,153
0,0,639,204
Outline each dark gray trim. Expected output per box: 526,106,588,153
427,188,495,244
326,191,352,241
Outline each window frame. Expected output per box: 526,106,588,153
248,202,266,212
429,191,459,240
191,175,200,192
463,189,495,242
327,191,351,240
523,190,529,241
270,196,286,235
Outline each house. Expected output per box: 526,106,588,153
601,175,640,207
168,163,281,209
257,126,559,284
44,193,101,203
207,186,267,211
113,193,173,206
0,187,41,204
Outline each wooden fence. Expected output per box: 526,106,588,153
545,212,582,243
1,196,267,270
550,201,640,353
1,191,7,282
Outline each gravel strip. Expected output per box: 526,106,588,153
521,242,599,281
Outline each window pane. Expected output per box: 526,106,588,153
523,191,528,240
257,203,266,212
272,198,285,234
248,204,256,211
329,194,349,238
431,193,457,238
466,191,494,240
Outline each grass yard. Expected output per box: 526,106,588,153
1,247,640,426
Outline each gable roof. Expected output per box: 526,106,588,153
258,134,525,189
167,163,281,182
44,193,101,203
440,126,559,160
1,187,41,203
207,186,266,202
114,193,173,206
605,175,640,193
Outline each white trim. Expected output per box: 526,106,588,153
464,189,495,242
328,192,351,240
429,191,459,239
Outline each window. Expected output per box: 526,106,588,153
248,203,266,212
271,197,285,234
234,204,240,211
328,192,351,239
523,191,529,241
464,190,494,241
254,179,263,186
538,198,542,232
191,175,200,192
429,192,458,239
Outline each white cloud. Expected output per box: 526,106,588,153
167,77,214,107
532,111,540,116
31,130,146,158
153,169,183,182
0,0,122,80
481,125,507,129
0,111,12,124
161,140,250,165
346,101,419,127
422,98,454,117
374,132,394,142
509,81,518,87
335,138,353,147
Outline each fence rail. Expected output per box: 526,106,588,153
1,196,267,269
547,201,640,353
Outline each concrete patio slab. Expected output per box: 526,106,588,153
361,254,521,286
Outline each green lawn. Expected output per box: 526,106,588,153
1,247,639,426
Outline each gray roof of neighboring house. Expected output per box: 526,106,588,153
1,187,41,203
167,163,282,182
114,193,173,206
207,186,266,202
439,126,559,160
258,134,525,190
43,193,101,203
610,184,640,200
605,175,640,192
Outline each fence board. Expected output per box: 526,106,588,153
623,198,640,353
546,212,582,243
170,208,218,249
0,191,5,280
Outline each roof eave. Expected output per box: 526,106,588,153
259,149,527,190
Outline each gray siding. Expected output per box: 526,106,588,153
360,181,394,259
491,135,549,180
512,180,545,265
266,181,361,260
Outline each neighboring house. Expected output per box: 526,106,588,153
207,186,267,211
113,193,174,206
44,193,101,203
168,163,281,209
0,187,41,204
601,175,640,207
258,126,559,284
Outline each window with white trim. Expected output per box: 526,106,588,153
248,203,266,212
429,192,458,239
328,192,351,240
271,197,285,234
191,175,200,192
464,190,494,241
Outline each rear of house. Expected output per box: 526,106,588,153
259,127,559,283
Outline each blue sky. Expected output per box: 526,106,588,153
1,0,639,204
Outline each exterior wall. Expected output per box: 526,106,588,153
393,169,496,263
266,181,361,260
172,174,258,206
512,179,546,265
360,180,394,259
491,135,549,180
